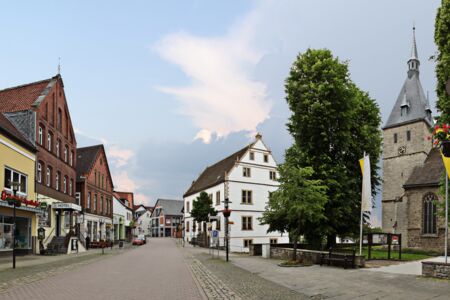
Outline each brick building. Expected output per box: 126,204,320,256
0,75,80,245
76,145,114,242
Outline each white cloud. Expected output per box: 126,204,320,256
107,146,134,168
154,10,271,143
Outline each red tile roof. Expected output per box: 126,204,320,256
0,77,54,112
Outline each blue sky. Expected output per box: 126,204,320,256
0,0,442,226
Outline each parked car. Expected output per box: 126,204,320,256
137,234,146,244
132,238,145,246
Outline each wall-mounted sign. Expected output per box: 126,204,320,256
53,202,82,211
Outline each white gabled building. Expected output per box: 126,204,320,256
183,134,288,252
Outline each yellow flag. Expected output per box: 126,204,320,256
359,155,372,212
441,152,450,178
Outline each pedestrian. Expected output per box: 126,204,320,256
85,235,90,250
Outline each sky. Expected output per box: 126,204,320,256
0,0,442,226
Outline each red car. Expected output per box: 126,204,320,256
132,238,145,246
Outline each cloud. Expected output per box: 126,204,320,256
154,11,272,143
107,146,134,168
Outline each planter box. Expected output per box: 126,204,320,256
422,261,450,279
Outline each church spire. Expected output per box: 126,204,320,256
408,26,420,72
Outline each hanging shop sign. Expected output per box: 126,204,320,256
38,227,46,240
1,190,40,207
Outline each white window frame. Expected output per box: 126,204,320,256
55,172,59,191
241,190,252,204
4,167,28,196
38,126,43,145
64,146,68,163
46,167,51,187
47,132,52,151
69,179,73,196
70,151,73,166
270,171,277,180
87,192,91,209
243,167,251,178
63,177,67,193
56,140,60,158
37,163,42,183
249,151,254,160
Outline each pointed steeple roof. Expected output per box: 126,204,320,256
384,27,433,130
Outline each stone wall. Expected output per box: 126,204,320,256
270,247,365,267
422,261,450,279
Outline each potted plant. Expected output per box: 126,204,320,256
432,123,450,157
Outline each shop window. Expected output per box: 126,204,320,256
0,215,31,250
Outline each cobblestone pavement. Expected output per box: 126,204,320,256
189,247,450,300
0,239,203,300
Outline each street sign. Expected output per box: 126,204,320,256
212,230,219,238
228,221,234,225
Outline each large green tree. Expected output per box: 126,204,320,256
260,149,328,260
435,0,450,123
285,49,382,246
190,191,217,245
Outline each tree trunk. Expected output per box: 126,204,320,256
203,222,208,247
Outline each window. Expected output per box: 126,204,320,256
242,216,253,230
63,176,67,193
46,167,52,187
216,191,221,205
242,190,252,204
57,108,62,130
249,151,254,160
394,133,398,144
64,146,68,162
264,154,269,163
47,132,52,151
38,126,43,145
270,171,277,180
243,167,251,177
56,140,60,158
69,179,73,196
70,151,73,166
270,238,278,244
100,197,103,213
4,167,27,195
94,194,97,211
55,172,60,191
64,211,70,228
102,175,104,189
87,192,91,209
407,130,411,141
37,162,42,183
423,193,437,235
75,192,81,206
186,221,190,232
186,201,190,213
243,239,253,248
216,217,221,231
94,171,97,185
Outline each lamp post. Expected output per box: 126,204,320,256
11,181,20,269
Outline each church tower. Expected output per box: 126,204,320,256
381,27,433,244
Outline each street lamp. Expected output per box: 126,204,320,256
11,181,20,269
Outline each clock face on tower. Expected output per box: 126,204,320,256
398,146,406,155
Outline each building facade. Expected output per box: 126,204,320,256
113,196,133,242
0,75,80,248
0,113,41,254
381,28,447,251
134,205,154,237
150,199,183,238
183,134,288,252
76,145,114,242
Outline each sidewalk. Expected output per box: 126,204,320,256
184,245,450,300
0,244,132,272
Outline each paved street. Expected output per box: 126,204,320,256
0,239,203,300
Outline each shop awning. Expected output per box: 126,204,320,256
0,201,44,214
52,202,82,211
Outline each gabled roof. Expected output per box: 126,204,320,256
0,113,36,152
153,199,183,216
0,76,58,112
183,144,252,197
76,144,114,188
404,148,444,188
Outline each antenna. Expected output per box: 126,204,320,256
57,57,61,75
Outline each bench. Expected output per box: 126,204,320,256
320,248,356,269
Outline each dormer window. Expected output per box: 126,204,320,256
401,106,409,116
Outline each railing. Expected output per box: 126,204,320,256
43,227,55,246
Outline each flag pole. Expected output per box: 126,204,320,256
359,152,366,256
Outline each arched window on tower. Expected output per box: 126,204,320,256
423,193,437,235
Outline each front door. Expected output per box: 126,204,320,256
55,212,61,237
